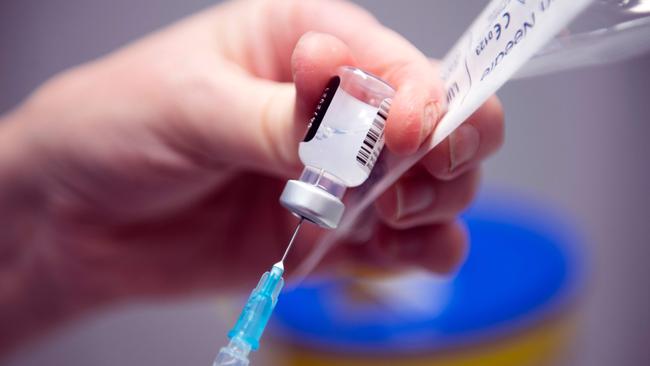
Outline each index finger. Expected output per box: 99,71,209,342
265,0,447,155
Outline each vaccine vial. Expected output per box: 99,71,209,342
280,66,395,229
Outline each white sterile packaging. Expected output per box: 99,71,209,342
293,0,650,280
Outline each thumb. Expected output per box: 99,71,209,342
227,32,355,178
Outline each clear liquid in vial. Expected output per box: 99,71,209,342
298,88,382,187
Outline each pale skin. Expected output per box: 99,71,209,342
0,0,504,356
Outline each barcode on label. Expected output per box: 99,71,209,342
356,99,391,169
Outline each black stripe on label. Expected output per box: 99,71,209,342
302,76,340,142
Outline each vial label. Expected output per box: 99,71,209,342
299,84,385,187
303,76,340,143
355,99,391,171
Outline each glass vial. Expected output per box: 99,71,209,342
280,66,395,229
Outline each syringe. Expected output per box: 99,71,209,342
213,219,303,366
213,66,395,365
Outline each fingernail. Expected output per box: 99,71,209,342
421,101,439,141
396,179,435,219
449,123,480,172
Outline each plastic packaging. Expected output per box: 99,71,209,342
516,0,650,79
292,0,650,282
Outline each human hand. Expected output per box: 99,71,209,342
1,0,504,313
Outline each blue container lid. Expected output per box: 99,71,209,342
270,190,585,354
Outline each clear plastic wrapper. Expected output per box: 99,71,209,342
292,0,650,282
516,0,650,79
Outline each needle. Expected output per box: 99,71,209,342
280,217,304,264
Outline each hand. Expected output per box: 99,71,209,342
0,0,504,340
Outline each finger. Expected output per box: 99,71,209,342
384,79,441,155
218,0,450,173
351,32,445,156
212,32,354,177
291,32,356,125
420,95,504,180
343,221,469,274
375,167,480,229
274,31,357,174
262,0,447,154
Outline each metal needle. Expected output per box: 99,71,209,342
280,217,304,264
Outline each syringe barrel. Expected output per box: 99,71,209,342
226,265,284,351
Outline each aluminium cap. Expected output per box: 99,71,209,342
280,180,345,229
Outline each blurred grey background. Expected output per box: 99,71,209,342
1,0,649,365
